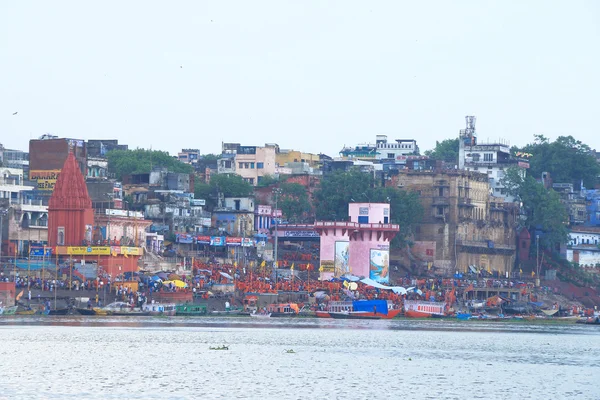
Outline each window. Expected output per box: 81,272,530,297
248,178,254,185
245,163,250,169
387,153,394,159
238,162,244,169
257,162,264,169
437,206,444,216
438,228,444,234
57,227,65,245
472,154,480,162
224,160,232,169
250,162,255,169
484,153,493,162
438,188,444,197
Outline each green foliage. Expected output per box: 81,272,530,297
517,135,600,189
278,182,311,223
107,149,193,180
200,154,220,162
500,167,569,247
256,174,279,188
313,169,423,246
424,139,459,164
194,174,253,210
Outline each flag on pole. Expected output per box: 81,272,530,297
531,271,535,277
290,263,294,271
260,260,266,268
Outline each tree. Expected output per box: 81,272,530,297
501,167,569,248
424,139,459,164
313,169,423,246
194,174,253,210
107,149,193,180
278,182,311,223
314,169,376,221
518,135,600,189
256,174,279,188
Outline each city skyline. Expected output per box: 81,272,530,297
1,1,599,157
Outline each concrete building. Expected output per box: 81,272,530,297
566,228,600,267
29,136,87,193
391,168,518,276
218,143,277,186
86,140,128,158
276,149,321,170
339,135,419,162
177,149,201,165
0,144,28,170
315,203,399,282
458,116,529,201
0,169,49,257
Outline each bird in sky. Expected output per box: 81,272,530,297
12,112,18,115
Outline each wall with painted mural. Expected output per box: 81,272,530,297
334,241,349,277
369,249,390,283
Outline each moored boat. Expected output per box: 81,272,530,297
403,300,447,318
250,312,271,318
76,308,97,316
0,305,18,315
101,301,150,316
329,311,381,320
176,303,208,316
267,303,300,317
142,303,177,316
45,308,70,315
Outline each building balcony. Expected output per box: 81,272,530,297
432,196,449,206
457,197,474,207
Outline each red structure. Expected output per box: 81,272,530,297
48,152,94,247
47,152,144,278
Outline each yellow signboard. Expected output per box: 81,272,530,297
319,260,335,272
29,170,61,190
66,246,111,255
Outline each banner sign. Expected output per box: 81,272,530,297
210,236,225,246
29,170,60,190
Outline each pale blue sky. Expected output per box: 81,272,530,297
1,1,598,157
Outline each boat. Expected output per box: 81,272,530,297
266,303,300,317
576,317,600,325
0,305,18,315
45,308,70,315
329,311,381,320
176,303,208,316
142,303,177,316
316,300,401,319
209,345,229,350
250,312,271,318
456,313,472,320
76,308,97,316
101,302,150,316
403,300,447,318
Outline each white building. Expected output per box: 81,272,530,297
458,116,528,202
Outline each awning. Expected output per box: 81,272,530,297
220,272,234,280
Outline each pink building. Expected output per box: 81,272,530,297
315,203,399,283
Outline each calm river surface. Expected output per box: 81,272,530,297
0,316,598,400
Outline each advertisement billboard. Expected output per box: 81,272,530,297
334,241,349,276
210,236,225,246
29,170,60,190
369,249,389,283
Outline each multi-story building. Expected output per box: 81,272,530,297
458,116,529,202
218,143,277,185
553,183,586,226
0,168,48,257
86,140,128,158
0,144,29,171
339,135,419,162
177,149,201,166
276,149,321,170
390,168,518,276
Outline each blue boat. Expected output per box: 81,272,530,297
456,313,472,320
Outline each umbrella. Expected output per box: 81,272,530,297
168,279,187,288
157,272,168,280
168,273,182,280
150,276,162,282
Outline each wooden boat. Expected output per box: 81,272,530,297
576,317,600,325
176,304,208,316
403,300,447,318
76,308,97,316
267,303,300,317
329,311,381,320
45,308,70,315
0,305,18,315
209,345,229,350
142,303,177,316
315,311,331,318
404,310,432,318
250,312,271,318
101,302,150,316
16,309,36,315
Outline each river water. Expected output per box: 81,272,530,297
0,317,598,400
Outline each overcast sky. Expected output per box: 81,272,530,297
1,1,599,157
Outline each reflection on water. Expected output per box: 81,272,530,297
1,317,599,400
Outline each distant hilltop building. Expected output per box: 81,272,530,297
340,135,419,162
458,116,529,202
